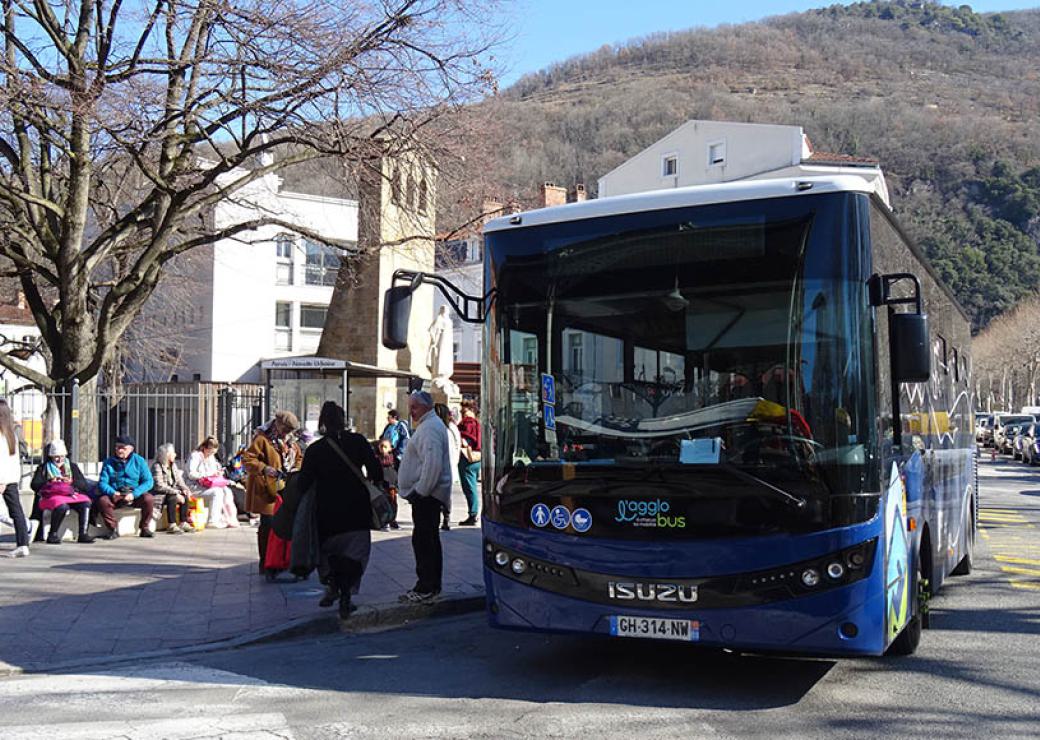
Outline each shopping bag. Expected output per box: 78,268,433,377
264,496,292,571
190,497,208,530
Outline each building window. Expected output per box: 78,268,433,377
662,154,678,177
304,240,341,287
568,333,584,377
521,337,537,365
299,304,328,331
708,141,726,166
275,233,294,259
391,167,403,204
436,239,469,269
275,233,295,286
275,301,292,351
418,177,429,214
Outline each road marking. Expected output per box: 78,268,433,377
977,488,1040,591
994,556,1040,566
999,565,1040,577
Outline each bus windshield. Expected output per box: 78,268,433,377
486,193,880,537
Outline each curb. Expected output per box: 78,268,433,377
0,593,485,678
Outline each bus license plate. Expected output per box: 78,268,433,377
610,615,700,642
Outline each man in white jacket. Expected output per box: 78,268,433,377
397,390,453,602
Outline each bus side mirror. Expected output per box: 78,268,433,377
891,312,930,383
382,285,413,350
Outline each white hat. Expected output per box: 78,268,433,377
48,439,68,457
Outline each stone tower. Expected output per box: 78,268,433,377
318,151,437,436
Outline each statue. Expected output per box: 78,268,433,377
427,305,455,384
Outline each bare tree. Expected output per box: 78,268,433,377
973,293,1040,411
0,0,501,395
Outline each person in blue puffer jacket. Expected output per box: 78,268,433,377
96,434,155,540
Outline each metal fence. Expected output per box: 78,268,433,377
2,382,266,465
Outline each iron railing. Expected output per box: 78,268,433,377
2,382,265,466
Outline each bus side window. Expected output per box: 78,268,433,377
952,347,960,383
935,335,948,375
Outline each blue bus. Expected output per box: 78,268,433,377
384,176,977,656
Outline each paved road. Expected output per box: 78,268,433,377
2,458,1038,739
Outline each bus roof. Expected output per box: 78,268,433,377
483,176,874,234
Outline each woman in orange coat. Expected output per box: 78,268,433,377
243,410,302,574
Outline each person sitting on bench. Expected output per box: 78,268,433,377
30,440,95,544
96,435,155,539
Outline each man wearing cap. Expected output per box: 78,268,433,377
397,390,453,602
96,435,156,539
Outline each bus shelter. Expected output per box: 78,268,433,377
260,356,418,436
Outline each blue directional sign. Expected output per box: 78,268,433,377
541,373,556,405
531,503,550,528
550,505,571,530
543,404,556,431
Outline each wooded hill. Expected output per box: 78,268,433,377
482,1,1040,332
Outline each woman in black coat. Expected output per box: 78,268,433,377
294,402,383,618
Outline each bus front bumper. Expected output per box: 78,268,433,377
484,565,888,657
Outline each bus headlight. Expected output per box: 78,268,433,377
511,559,527,575
494,551,510,567
801,568,820,587
826,562,845,580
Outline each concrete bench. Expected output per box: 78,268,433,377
15,461,245,542
19,489,223,541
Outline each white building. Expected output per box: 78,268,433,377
597,119,890,205
155,170,358,383
0,299,45,394
434,234,483,364
0,296,51,454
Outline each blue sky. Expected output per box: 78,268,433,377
498,1,1040,85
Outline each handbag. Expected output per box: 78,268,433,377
462,445,482,464
201,475,230,488
327,437,393,530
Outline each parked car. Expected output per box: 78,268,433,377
976,414,995,445
996,415,1036,454
1022,424,1040,465
1012,424,1030,460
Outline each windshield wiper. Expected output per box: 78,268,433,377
718,463,807,509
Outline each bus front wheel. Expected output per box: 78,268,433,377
951,503,975,576
886,547,930,657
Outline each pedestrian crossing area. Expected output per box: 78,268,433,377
979,506,1040,591
0,662,300,740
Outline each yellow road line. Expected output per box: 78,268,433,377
1010,581,1040,591
995,556,1040,566
999,565,1040,577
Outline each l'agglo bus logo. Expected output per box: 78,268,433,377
614,499,686,529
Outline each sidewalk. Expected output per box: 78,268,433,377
0,486,484,675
